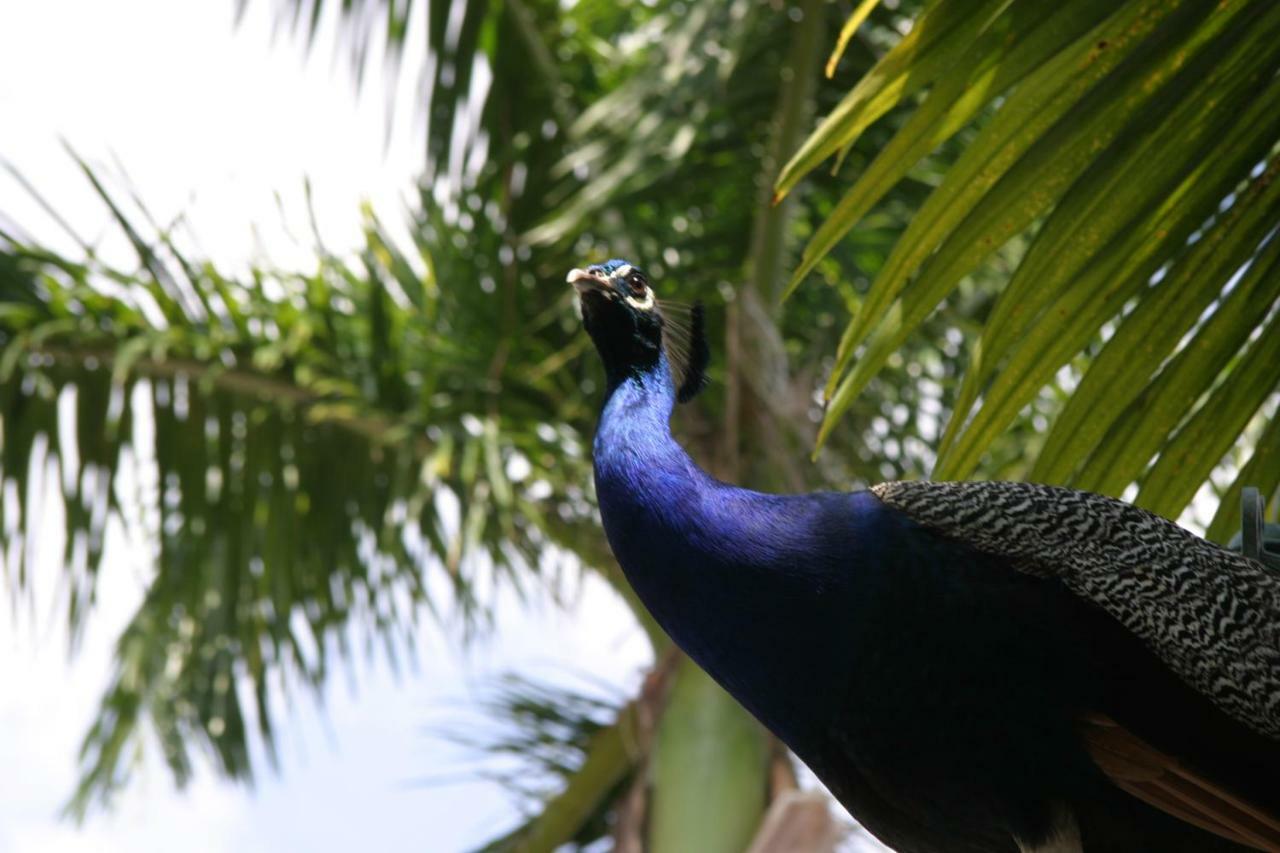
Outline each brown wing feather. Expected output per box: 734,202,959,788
1080,714,1280,851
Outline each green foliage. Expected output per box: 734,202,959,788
466,660,677,853
0,165,601,814
783,0,1280,526
439,673,632,850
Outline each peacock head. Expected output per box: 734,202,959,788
568,258,709,402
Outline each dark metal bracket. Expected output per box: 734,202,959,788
1231,486,1280,571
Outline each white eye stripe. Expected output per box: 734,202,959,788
625,289,655,311
612,264,633,279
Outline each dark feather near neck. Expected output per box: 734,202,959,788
664,300,709,404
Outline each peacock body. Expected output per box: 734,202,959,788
572,259,1280,853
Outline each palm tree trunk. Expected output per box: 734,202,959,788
649,2,828,850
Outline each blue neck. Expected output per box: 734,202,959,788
592,355,879,746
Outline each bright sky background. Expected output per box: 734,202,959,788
1,0,422,269
0,3,654,852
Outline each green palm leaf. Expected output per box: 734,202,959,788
784,0,1280,528
1,163,601,815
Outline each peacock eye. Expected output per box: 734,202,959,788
627,274,647,297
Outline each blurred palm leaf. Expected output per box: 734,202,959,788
0,159,603,815
780,0,1280,528
451,660,675,852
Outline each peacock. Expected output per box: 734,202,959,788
569,258,1280,853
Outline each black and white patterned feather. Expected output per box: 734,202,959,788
871,480,1280,741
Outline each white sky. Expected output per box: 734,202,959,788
0,0,421,268
0,2,654,852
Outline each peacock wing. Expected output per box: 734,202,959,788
872,480,1280,849
870,480,1280,740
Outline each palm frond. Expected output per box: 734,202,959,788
0,162,599,816
782,0,1280,527
460,660,675,852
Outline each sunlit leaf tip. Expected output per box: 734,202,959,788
826,0,882,79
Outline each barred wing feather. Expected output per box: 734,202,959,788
871,480,1280,741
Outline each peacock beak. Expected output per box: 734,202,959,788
567,268,610,295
